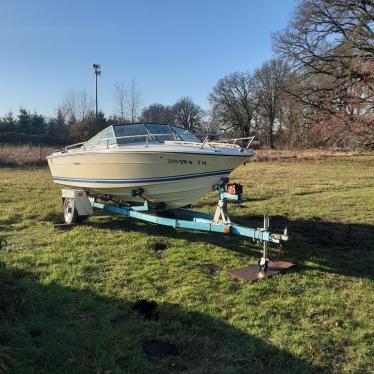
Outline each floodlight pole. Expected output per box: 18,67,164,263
93,64,101,117
95,73,98,116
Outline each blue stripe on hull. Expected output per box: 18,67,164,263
53,169,233,184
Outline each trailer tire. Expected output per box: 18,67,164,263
63,198,78,224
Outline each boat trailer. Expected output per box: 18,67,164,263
60,185,292,281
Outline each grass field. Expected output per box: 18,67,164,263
0,155,373,373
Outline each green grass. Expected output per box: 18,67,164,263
0,155,373,373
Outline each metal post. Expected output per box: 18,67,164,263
95,74,98,117
262,216,269,259
258,216,270,271
93,64,101,117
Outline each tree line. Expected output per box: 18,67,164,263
210,0,373,150
1,0,373,149
0,95,204,145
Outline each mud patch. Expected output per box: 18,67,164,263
152,242,168,251
195,263,221,275
132,300,158,320
0,214,21,226
0,237,7,250
53,223,76,230
40,211,64,224
0,225,12,232
143,339,178,360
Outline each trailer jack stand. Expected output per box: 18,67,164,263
226,214,293,282
258,216,270,271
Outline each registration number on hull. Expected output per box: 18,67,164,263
168,159,206,166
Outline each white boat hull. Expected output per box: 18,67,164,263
48,148,252,209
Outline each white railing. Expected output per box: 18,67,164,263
210,136,255,149
64,133,255,152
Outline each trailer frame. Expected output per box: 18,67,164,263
61,187,289,272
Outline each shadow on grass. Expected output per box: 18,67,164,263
85,213,374,280
264,215,374,280
0,265,322,374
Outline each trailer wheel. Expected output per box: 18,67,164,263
63,198,78,224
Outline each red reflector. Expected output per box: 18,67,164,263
227,183,243,195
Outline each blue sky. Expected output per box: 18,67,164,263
0,0,296,116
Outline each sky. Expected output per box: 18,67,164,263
0,0,296,117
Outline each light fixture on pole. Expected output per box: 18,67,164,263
93,64,101,117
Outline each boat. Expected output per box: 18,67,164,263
47,123,255,209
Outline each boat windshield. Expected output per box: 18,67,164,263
84,124,201,147
85,126,116,147
112,123,201,144
114,124,149,144
144,123,177,142
171,126,201,142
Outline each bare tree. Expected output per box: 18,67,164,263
277,75,307,148
253,59,290,148
62,90,94,122
112,79,142,123
127,79,142,122
69,111,107,142
172,97,203,132
273,0,374,122
113,81,127,122
274,0,373,72
141,103,174,123
209,72,257,137
199,110,222,136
